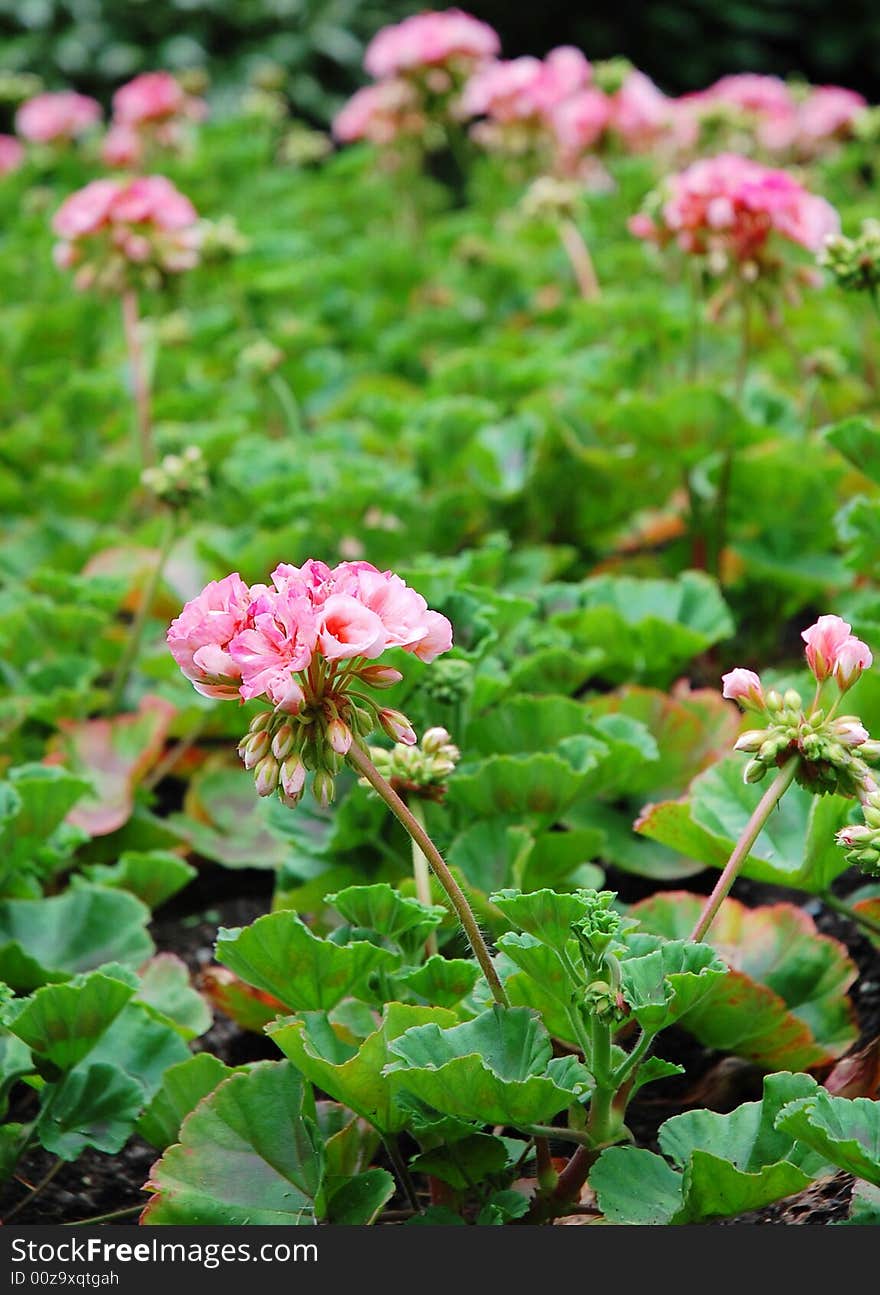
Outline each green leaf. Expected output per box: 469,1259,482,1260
325,1168,395,1224
135,955,212,1040
325,883,445,957
0,764,91,889
617,935,727,1032
5,968,137,1075
385,1005,591,1126
448,754,588,822
840,1182,880,1225
632,893,858,1069
0,884,153,992
776,1090,880,1187
489,888,593,952
824,416,880,486
169,764,294,870
392,957,480,1009
38,1062,143,1159
0,1034,33,1118
139,1054,239,1150
409,1133,510,1191
590,1146,684,1224
143,1061,324,1225
82,851,196,909
270,1004,457,1134
447,821,535,895
82,1002,190,1099
636,755,852,893
215,909,400,1012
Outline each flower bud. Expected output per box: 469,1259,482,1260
254,753,280,797
240,728,269,769
281,755,307,800
248,710,272,734
357,665,404,690
326,717,352,756
378,708,417,746
783,689,803,711
744,759,767,784
422,726,452,754
271,723,296,761
313,769,336,808
721,669,764,710
734,729,768,754
765,690,784,712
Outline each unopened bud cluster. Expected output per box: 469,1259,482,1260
520,176,582,223
819,220,880,294
574,890,628,1025
237,664,411,809
837,786,880,877
141,445,208,508
360,726,460,802
196,215,250,263
734,693,880,796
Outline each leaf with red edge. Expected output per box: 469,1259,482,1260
584,684,739,798
198,966,286,1033
849,885,880,951
631,893,858,1070
46,695,176,837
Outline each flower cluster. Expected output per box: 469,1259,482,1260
462,46,592,162
686,74,866,158
0,135,23,176
819,219,880,296
52,175,200,293
722,615,878,796
629,152,839,275
363,9,499,80
141,446,208,509
167,559,453,807
101,71,207,169
15,91,101,145
334,8,498,151
360,726,460,802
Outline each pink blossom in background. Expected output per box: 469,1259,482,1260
52,174,201,289
795,85,866,153
113,71,206,126
364,8,499,79
462,47,591,124
0,135,24,175
721,668,765,708
100,124,143,168
704,73,795,121
168,560,454,709
608,70,671,151
552,88,613,160
332,79,425,144
16,91,101,143
630,152,839,264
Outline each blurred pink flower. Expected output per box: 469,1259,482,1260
100,123,144,168
16,91,101,143
0,134,25,175
113,71,206,126
609,70,671,151
333,79,424,144
364,9,499,79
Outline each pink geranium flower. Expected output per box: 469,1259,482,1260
801,615,855,683
16,91,101,144
230,587,319,706
721,668,765,709
332,80,425,144
364,9,499,80
167,573,254,698
52,174,200,291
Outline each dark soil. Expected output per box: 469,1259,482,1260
2,859,877,1226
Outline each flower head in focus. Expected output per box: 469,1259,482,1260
167,559,454,808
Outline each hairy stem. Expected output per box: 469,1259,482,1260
347,742,509,1006
690,756,799,943
408,799,439,958
121,288,154,468
107,511,176,713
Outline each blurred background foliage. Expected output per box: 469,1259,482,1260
0,0,877,123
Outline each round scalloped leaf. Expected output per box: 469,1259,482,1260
631,893,857,1069
4,968,137,1075
138,1053,239,1150
775,1090,880,1187
215,909,400,1012
384,1005,591,1127
82,851,196,910
325,1168,395,1224
590,1146,684,1224
0,884,153,992
38,1062,143,1159
143,1061,324,1225
135,955,212,1040
269,1004,457,1135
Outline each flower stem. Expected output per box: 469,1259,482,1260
382,1135,422,1214
689,756,799,943
269,372,303,438
559,218,600,301
347,742,509,1006
107,511,176,713
408,799,439,958
121,288,154,468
